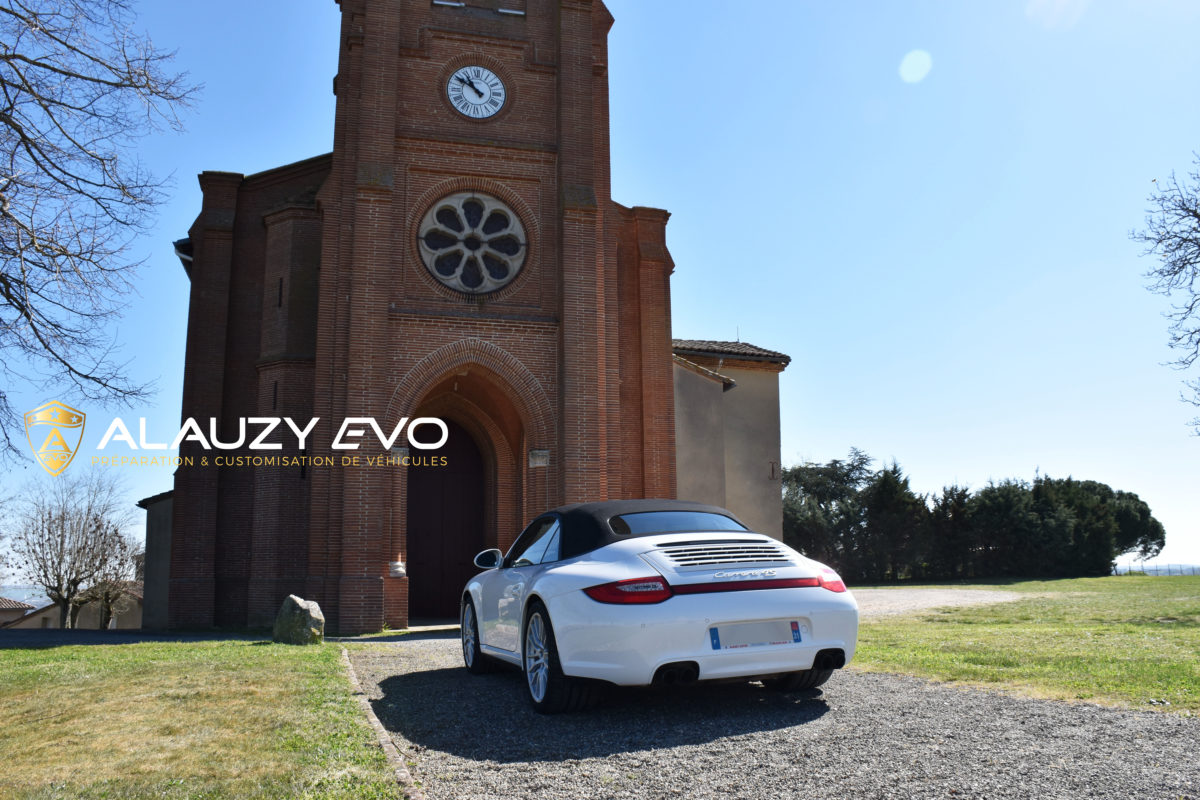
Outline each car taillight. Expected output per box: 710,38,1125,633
584,576,673,604
818,568,847,593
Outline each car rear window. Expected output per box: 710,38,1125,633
609,511,747,536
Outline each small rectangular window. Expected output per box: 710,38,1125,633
540,529,561,564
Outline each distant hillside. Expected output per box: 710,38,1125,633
1113,564,1200,577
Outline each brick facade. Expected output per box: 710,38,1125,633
168,0,680,634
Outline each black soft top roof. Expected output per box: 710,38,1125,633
545,499,750,560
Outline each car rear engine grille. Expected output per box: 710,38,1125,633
659,541,792,567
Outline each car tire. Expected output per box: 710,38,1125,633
522,600,595,714
765,667,834,692
461,598,494,674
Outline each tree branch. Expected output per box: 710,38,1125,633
1131,153,1200,431
0,0,196,458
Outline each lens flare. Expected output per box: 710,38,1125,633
899,49,933,83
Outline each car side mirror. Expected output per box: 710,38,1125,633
474,548,502,569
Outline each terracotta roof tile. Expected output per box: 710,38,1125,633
0,596,36,611
672,339,791,365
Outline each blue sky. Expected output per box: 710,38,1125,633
4,0,1198,564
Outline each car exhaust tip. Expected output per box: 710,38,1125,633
653,661,699,686
814,648,846,670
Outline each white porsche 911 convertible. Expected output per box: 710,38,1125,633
460,499,859,713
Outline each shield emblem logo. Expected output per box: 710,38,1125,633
24,401,86,476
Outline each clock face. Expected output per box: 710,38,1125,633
447,66,506,119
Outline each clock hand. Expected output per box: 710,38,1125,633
458,74,485,99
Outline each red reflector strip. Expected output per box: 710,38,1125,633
672,577,821,595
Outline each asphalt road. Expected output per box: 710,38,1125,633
349,633,1199,800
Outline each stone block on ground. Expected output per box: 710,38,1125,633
273,594,325,645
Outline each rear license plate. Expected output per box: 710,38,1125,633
709,620,802,650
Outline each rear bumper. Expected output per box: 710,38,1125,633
548,587,859,686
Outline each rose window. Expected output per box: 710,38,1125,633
417,192,527,294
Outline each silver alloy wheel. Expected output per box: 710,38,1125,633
462,603,476,668
524,611,549,703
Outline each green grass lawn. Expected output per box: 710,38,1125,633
0,640,402,800
1,579,1193,798
853,575,1200,712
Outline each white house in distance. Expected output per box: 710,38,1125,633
0,596,36,626
0,585,144,630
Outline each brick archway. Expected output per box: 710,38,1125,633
384,337,555,516
380,341,553,627
385,337,553,449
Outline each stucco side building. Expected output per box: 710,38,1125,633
156,0,788,634
0,587,144,630
672,341,790,540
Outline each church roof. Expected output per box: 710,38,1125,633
137,490,174,510
672,339,791,365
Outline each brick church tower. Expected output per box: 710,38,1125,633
167,0,681,634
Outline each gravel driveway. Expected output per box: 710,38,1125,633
349,625,1199,799
853,588,1021,617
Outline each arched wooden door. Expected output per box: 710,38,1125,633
406,420,486,620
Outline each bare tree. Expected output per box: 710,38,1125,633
0,493,8,578
0,489,14,582
1132,154,1200,431
78,527,137,628
7,470,134,628
0,0,196,457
